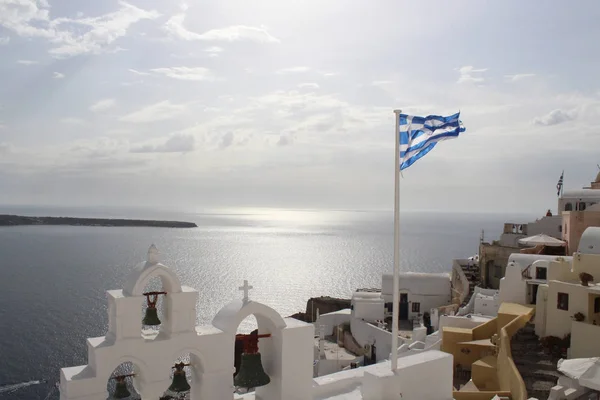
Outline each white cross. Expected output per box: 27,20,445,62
239,280,253,303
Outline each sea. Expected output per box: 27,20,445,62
0,205,538,399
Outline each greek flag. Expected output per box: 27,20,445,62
556,171,564,197
399,112,465,170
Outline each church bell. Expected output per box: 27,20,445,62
142,293,162,326
112,378,131,399
142,306,161,326
233,353,271,389
168,363,191,393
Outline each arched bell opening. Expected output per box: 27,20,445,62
141,276,167,334
105,362,141,400
233,314,275,395
159,352,203,400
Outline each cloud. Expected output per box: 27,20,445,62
0,1,160,58
277,66,310,74
119,100,188,123
532,109,576,126
131,133,195,153
298,83,319,89
127,66,216,81
0,142,11,154
219,132,234,149
0,36,8,45
60,117,85,124
457,65,487,84
505,73,536,82
89,98,116,112
53,71,65,79
164,12,279,43
204,46,223,57
128,68,151,76
277,135,293,146
68,137,129,159
371,80,393,86
150,66,214,81
17,59,38,65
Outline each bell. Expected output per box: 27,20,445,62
234,353,271,389
143,306,161,326
112,379,131,399
168,365,191,393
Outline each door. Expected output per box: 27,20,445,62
400,293,409,320
531,284,539,305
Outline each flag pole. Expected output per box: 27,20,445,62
391,109,402,371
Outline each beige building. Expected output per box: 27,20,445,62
528,228,600,359
479,170,600,289
562,204,600,255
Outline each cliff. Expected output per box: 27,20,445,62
289,296,351,323
0,215,197,228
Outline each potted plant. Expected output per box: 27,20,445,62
573,312,585,322
580,272,594,287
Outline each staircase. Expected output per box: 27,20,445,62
511,323,561,400
459,261,482,307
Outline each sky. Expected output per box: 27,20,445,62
1,0,600,214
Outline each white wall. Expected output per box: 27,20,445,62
350,318,400,362
473,292,500,316
382,272,451,320
570,321,600,358
457,287,499,316
438,315,490,331
351,292,384,322
312,351,453,400
499,262,527,305
361,351,453,400
527,215,563,238
545,281,589,339
559,190,600,213
315,310,351,337
534,284,548,337
507,254,573,271
382,273,451,299
316,355,362,377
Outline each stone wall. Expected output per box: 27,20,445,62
290,296,351,323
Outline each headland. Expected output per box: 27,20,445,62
0,214,198,228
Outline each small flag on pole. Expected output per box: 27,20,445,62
398,112,465,170
557,171,564,197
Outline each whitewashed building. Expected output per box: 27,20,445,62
59,245,314,400
381,272,451,321
351,291,385,322
497,227,600,360
58,246,462,400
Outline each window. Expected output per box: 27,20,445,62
578,202,586,211
536,267,547,280
595,297,600,314
412,302,420,313
385,302,392,312
557,292,569,311
559,225,562,233
565,203,573,211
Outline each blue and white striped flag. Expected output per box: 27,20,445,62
399,112,465,170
